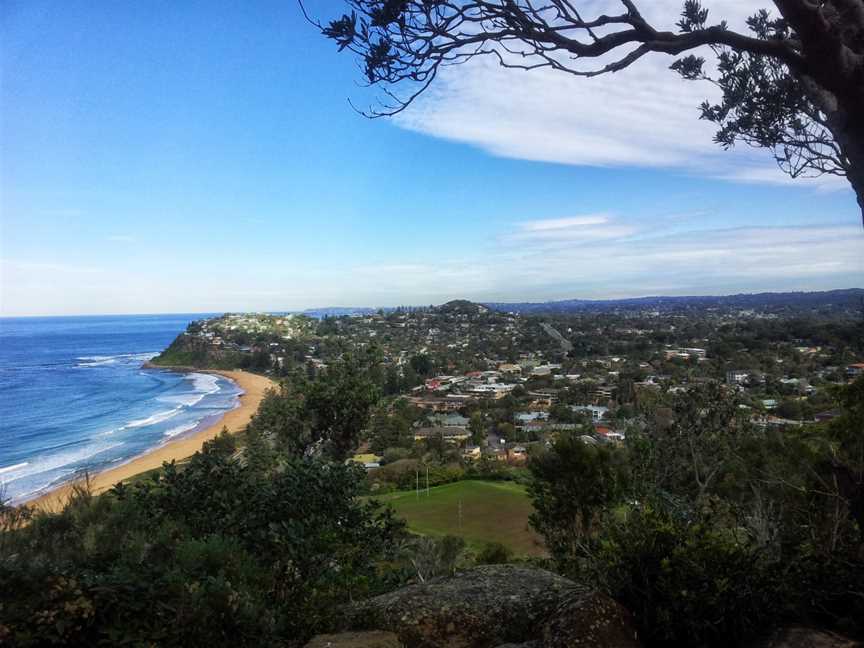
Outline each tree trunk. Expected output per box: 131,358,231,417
774,0,864,225
831,109,864,225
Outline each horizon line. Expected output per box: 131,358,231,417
1,287,862,319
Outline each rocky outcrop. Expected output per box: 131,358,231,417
342,565,640,648
542,595,638,648
305,631,402,648
749,626,863,648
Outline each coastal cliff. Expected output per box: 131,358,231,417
148,332,244,369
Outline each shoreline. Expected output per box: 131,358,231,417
28,369,276,513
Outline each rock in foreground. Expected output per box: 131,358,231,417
749,626,863,648
305,631,402,648
343,565,640,648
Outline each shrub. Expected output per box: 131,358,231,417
476,541,512,565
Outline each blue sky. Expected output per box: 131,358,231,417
1,0,862,316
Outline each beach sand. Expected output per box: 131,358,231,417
29,369,276,513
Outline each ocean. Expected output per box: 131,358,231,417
0,314,242,505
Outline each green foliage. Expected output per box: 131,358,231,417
476,541,512,565
368,407,412,453
409,353,433,377
246,356,381,461
468,411,487,445
527,434,629,572
149,333,244,370
0,432,405,646
304,358,381,460
596,502,779,646
527,381,864,646
401,535,467,583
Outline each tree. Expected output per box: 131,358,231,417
248,358,381,461
826,376,864,529
649,383,751,500
309,1,864,222
409,353,433,377
303,358,382,460
528,433,629,572
369,408,412,452
468,411,487,445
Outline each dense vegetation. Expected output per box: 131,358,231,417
0,357,516,646
0,431,405,646
3,306,863,646
529,378,864,646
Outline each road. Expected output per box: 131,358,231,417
540,322,573,353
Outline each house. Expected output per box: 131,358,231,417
468,383,515,398
726,370,749,385
498,363,522,374
413,426,471,444
814,408,843,422
462,445,481,460
432,413,470,428
847,363,864,378
507,446,529,463
664,347,707,360
516,411,548,424
572,405,608,421
349,453,382,470
407,396,466,412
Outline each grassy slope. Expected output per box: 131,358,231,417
375,480,546,557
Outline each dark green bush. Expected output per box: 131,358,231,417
0,433,406,646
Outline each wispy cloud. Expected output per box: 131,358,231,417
335,218,864,303
509,214,640,243
521,215,610,232
392,1,847,191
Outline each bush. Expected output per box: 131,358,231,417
596,502,777,646
0,433,406,646
476,541,512,565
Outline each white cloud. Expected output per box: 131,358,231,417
507,214,640,243
521,215,611,231
391,1,847,190
332,217,864,304
2,214,860,315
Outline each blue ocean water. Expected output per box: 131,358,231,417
0,314,242,504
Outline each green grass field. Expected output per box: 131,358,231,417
375,480,546,557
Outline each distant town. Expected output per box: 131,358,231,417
152,291,864,474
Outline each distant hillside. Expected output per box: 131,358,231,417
292,289,863,319
483,288,864,315
301,306,378,318
437,299,490,316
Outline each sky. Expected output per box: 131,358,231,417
1,0,862,316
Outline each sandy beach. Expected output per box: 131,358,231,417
29,369,275,513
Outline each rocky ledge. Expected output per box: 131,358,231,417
308,565,641,648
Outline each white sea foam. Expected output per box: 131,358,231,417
76,352,157,367
163,422,198,438
0,442,125,485
77,356,118,366
188,373,220,395
124,407,182,429
157,393,206,407
0,462,28,476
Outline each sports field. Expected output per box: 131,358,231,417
375,480,546,557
